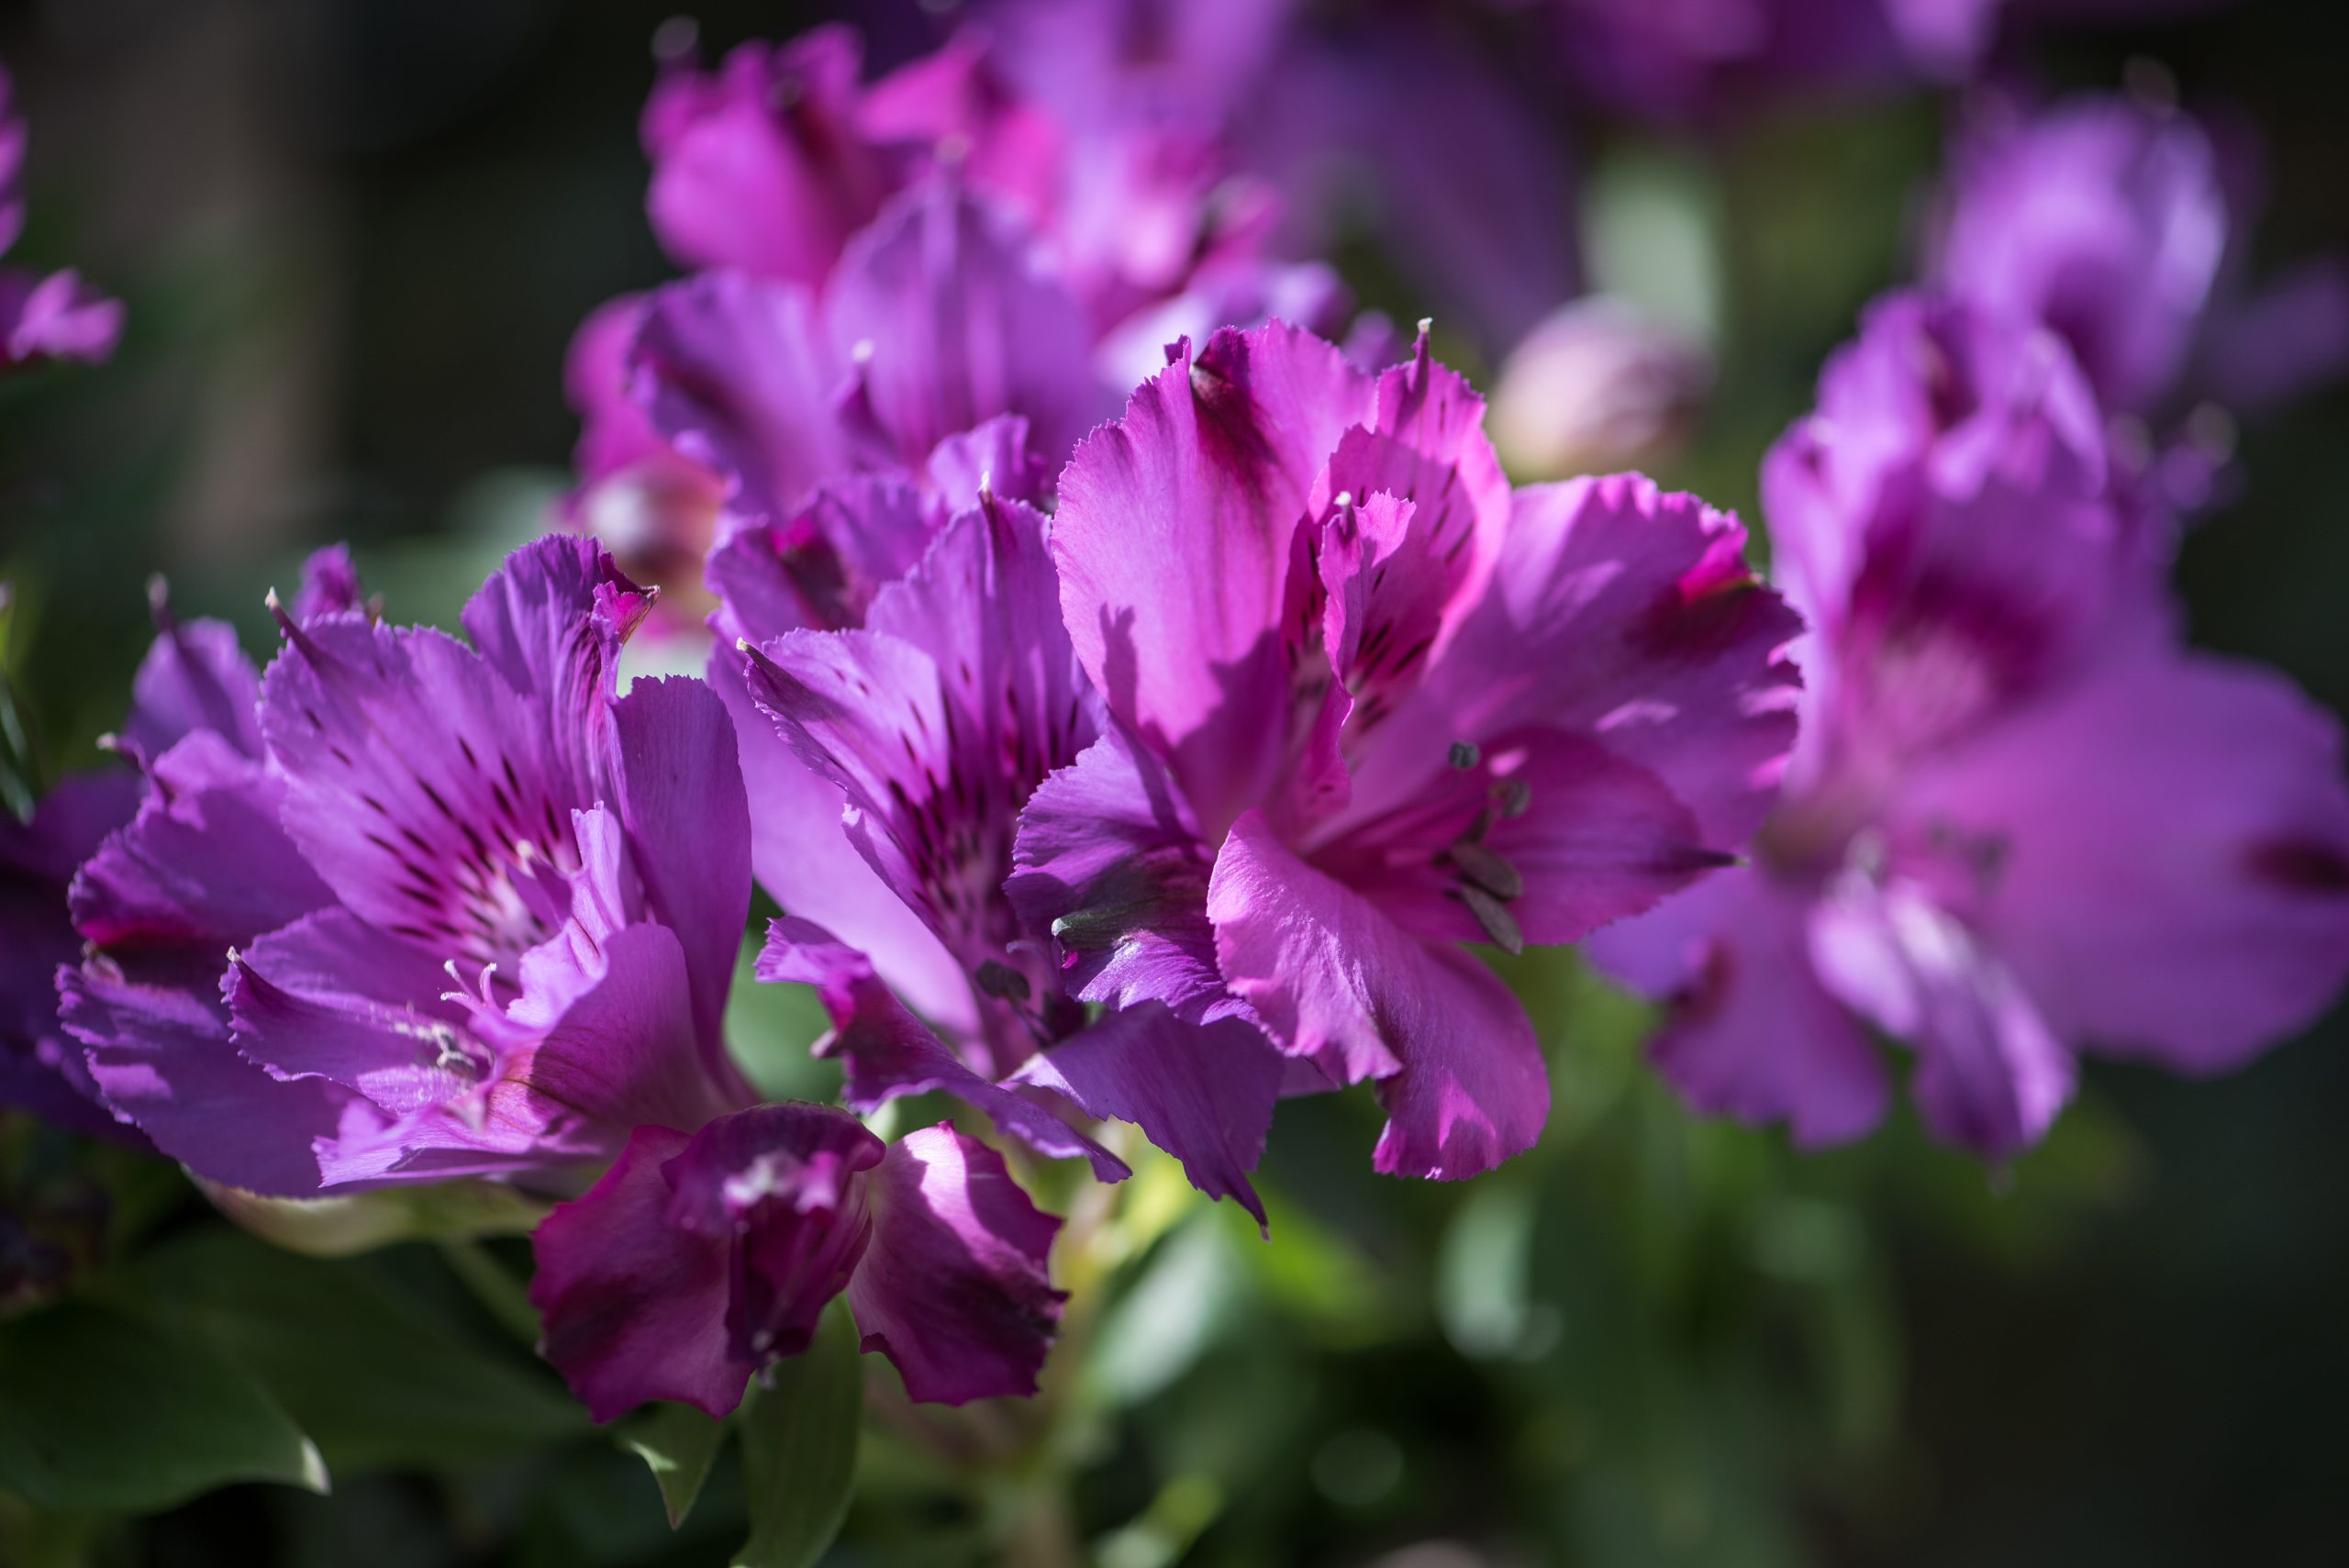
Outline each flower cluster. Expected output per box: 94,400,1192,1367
1590,92,2349,1156
3,17,2345,1476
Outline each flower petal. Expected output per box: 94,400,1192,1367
1809,874,2074,1159
825,180,1105,473
529,1124,740,1422
1053,321,1373,838
1007,722,1234,1021
61,961,356,1197
1207,811,1549,1178
1901,650,2349,1075
849,1122,1067,1405
1013,1005,1281,1228
1347,473,1802,851
607,674,751,1063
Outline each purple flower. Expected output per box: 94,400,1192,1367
61,538,758,1195
736,493,1285,1222
530,1104,1064,1420
1,770,138,1139
1591,294,2349,1157
1931,94,2228,417
0,58,123,372
1022,320,1800,1178
1486,297,1714,483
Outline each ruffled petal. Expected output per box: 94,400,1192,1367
1053,322,1373,838
1350,473,1802,851
849,1122,1067,1404
61,961,356,1197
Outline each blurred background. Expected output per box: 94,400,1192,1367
2,0,2346,1563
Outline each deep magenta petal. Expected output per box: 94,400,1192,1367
530,1124,742,1422
849,1123,1066,1405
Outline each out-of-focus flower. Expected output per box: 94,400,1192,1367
0,59,123,372
1487,297,1713,482
1019,320,1798,1178
1591,294,2349,1156
1931,89,2349,428
1931,93,2227,416
1,770,138,1139
739,494,1283,1222
531,1105,1065,1420
565,19,1354,602
60,539,758,1195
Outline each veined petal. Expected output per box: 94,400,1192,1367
707,648,975,1033
1349,473,1802,851
707,472,945,643
849,1122,1066,1405
61,961,356,1197
1007,722,1234,1021
1207,812,1549,1178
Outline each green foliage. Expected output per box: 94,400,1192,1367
736,1303,863,1568
0,1301,327,1511
618,1403,727,1529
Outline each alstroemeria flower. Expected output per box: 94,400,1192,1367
1930,91,2349,427
739,494,1286,1222
0,58,123,372
3,550,358,1142
1590,294,2349,1157
1022,320,1801,1178
565,19,1353,595
60,538,758,1194
2,770,137,1138
531,1104,1064,1420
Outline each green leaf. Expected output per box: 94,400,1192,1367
0,1301,328,1511
618,1402,729,1529
129,1229,587,1473
734,1302,863,1568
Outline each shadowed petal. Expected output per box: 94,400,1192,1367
529,1124,741,1422
849,1122,1066,1404
1208,812,1549,1178
1013,1005,1280,1228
